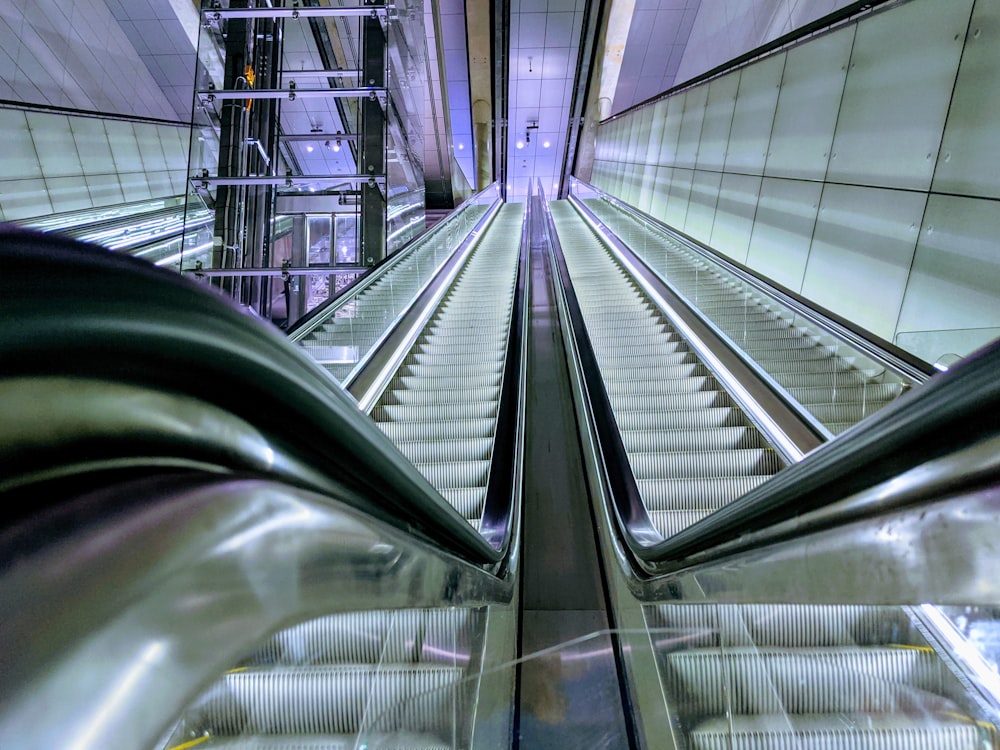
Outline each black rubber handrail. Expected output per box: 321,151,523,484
0,228,502,565
541,191,665,558
479,187,531,554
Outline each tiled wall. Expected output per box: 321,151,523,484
0,0,180,120
0,107,190,221
590,0,1000,365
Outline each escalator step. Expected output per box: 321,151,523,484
615,406,744,431
689,712,989,750
439,487,486,520
250,610,471,666
640,475,773,510
665,647,944,715
647,604,913,648
376,418,496,442
189,665,464,735
605,375,717,396
621,426,766,452
414,460,490,490
629,449,782,480
392,437,494,464
388,386,501,406
374,402,498,422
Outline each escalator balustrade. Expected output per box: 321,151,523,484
297,206,491,382
370,204,524,528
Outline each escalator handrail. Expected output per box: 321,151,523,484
570,178,935,383
539,190,667,557
0,473,514,750
287,181,502,339
0,229,503,565
478,186,532,554
635,337,1000,569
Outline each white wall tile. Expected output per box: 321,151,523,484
933,0,1000,199
801,184,925,340
745,177,821,292
765,24,853,181
827,0,972,191
724,54,783,176
896,194,1000,359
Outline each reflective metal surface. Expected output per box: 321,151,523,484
0,477,514,750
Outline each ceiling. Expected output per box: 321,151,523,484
506,0,586,200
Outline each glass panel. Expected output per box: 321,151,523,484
570,178,918,435
289,184,499,383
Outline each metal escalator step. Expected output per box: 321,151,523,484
190,664,464,735
399,373,501,392
689,713,989,750
648,508,717,537
588,328,673,345
387,385,500,406
665,647,944,715
786,382,905,405
602,362,709,382
402,361,501,378
411,350,504,366
374,402,498,422
250,610,471,666
805,401,883,424
375,418,495,442
439,487,486,520
598,351,697,368
608,390,735,412
199,733,452,749
647,605,915,649
393,437,493,464
754,350,848,367
621,426,766,452
639,474,773,508
416,341,506,355
760,370,870,389
605,375,716,396
629,449,782,480
414,460,490,489
616,406,744,431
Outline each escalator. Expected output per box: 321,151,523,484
574,183,931,436
542,190,1000,749
371,204,524,527
158,201,527,747
17,194,215,270
290,188,497,383
548,200,785,537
